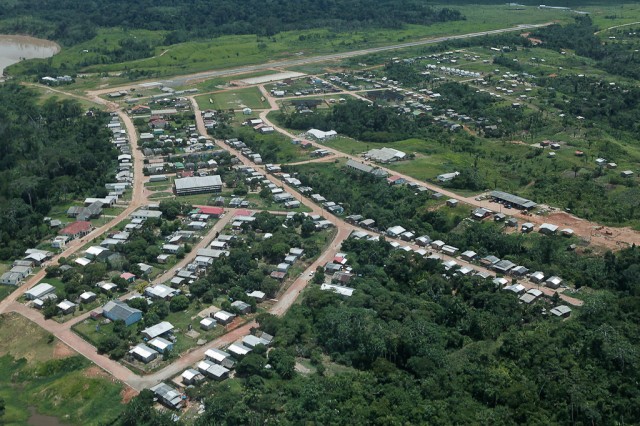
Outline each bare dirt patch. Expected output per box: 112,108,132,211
52,342,76,359
546,211,640,250
83,365,110,379
120,386,138,404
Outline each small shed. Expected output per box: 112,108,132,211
545,276,563,289
148,337,174,353
521,222,535,233
79,291,97,304
461,250,477,261
182,368,204,385
214,310,236,325
57,300,77,315
530,271,545,283
129,344,158,363
231,300,251,315
550,305,572,318
200,317,217,331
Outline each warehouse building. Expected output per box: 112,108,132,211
174,175,222,196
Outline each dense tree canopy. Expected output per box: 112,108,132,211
0,84,115,260
0,0,462,46
136,238,640,425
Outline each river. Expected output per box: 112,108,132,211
0,35,60,76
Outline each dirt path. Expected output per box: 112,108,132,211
595,21,640,34
151,211,237,285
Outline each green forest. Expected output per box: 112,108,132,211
121,237,640,425
0,84,115,260
0,0,462,46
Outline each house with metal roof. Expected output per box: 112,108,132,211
144,284,178,300
205,348,234,368
182,368,204,385
25,283,56,300
57,300,77,315
198,360,230,381
545,276,563,289
539,223,559,235
493,259,516,274
227,342,252,357
102,300,142,326
214,310,236,325
231,300,251,315
242,334,270,349
550,305,572,318
129,343,158,363
150,383,184,409
490,190,537,210
148,337,174,353
320,283,355,296
142,321,174,340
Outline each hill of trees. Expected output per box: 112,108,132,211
0,0,463,46
121,237,640,425
0,84,115,260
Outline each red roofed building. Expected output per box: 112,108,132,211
120,272,136,282
178,171,195,178
195,206,224,217
333,256,347,265
386,175,406,185
234,209,252,217
59,221,92,239
131,105,151,114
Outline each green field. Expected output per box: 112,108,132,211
6,4,575,84
0,313,124,425
195,87,269,110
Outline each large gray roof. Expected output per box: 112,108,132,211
346,159,373,173
490,190,537,209
103,300,141,321
174,175,222,191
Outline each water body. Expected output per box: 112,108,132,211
0,35,59,76
28,407,71,426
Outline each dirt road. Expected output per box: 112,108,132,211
255,86,640,250
0,109,145,313
151,211,237,285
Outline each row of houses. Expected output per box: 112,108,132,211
271,247,305,281
350,221,570,301
185,331,273,385
0,249,53,286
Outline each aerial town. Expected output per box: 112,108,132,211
0,1,639,424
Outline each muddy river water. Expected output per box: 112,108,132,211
0,34,60,76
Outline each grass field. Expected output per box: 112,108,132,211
0,313,124,425
5,4,576,84
195,87,269,110
29,85,105,110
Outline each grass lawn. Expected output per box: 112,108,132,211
196,87,269,110
148,192,175,200
30,85,104,110
0,285,15,302
144,183,171,191
0,313,124,425
235,126,310,163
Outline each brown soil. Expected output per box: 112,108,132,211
52,342,76,359
121,386,139,404
546,211,640,250
83,365,110,379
